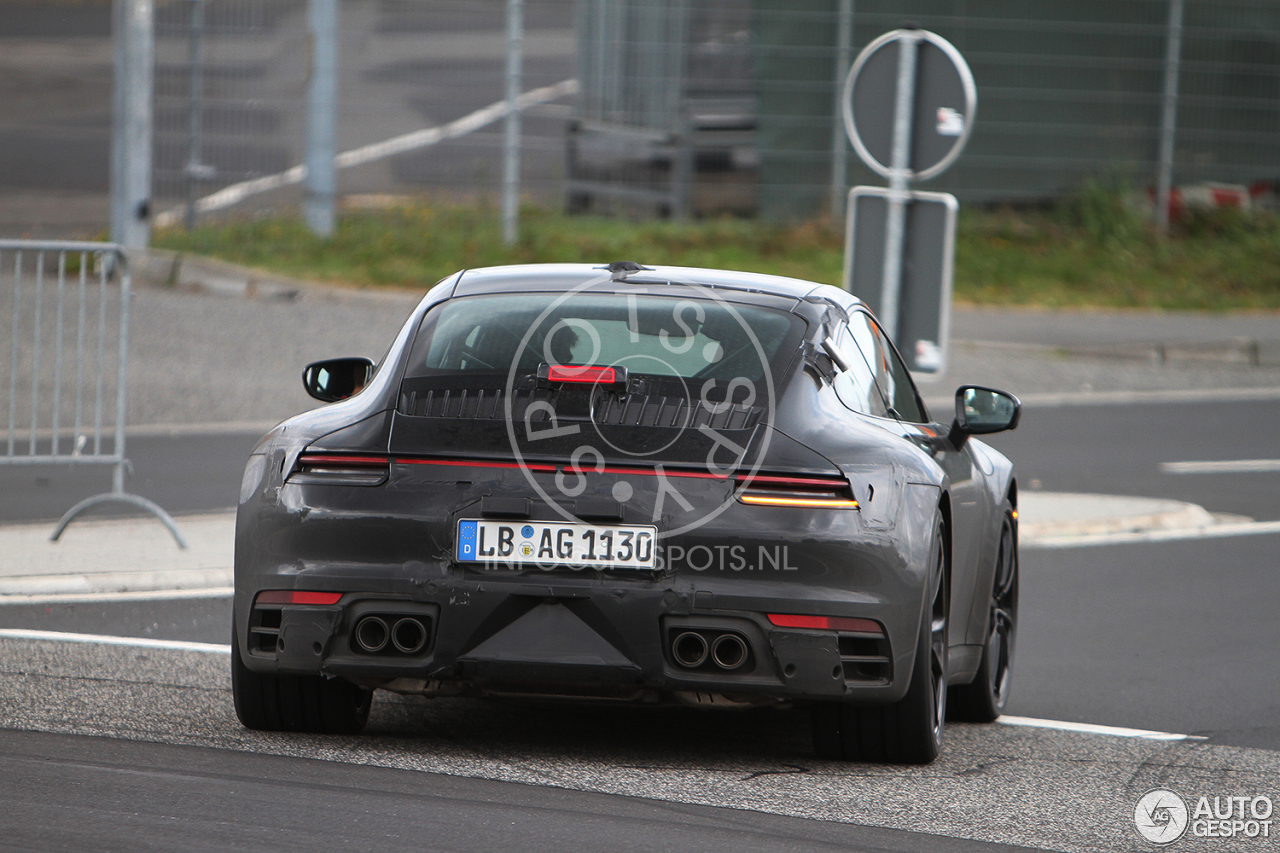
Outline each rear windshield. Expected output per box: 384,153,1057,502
403,292,802,387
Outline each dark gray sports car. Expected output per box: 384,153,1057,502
232,262,1020,764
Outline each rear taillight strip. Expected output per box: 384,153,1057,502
297,454,388,468
395,457,557,473
740,494,860,508
600,466,728,480
738,474,851,489
734,472,859,509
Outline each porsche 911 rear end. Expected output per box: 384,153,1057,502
232,266,944,760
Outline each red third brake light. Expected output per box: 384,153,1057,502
767,614,883,635
546,365,616,384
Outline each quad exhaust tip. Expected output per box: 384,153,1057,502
711,633,748,670
354,615,429,656
671,630,750,671
354,616,389,653
391,617,428,655
672,631,709,668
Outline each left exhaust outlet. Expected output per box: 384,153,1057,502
353,616,389,653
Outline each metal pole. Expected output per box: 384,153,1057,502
111,0,154,250
185,0,206,231
109,0,128,245
829,0,853,220
305,0,338,237
879,31,918,341
113,254,131,494
1155,0,1184,237
502,0,524,247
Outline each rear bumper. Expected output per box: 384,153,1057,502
234,461,933,706
235,570,921,706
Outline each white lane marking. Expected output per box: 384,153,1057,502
998,715,1206,741
0,629,1218,743
1023,519,1280,549
1014,387,1280,408
0,628,231,654
1161,459,1280,474
0,587,234,605
154,78,579,227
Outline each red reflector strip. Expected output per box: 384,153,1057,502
767,614,883,634
395,457,557,473
547,365,616,384
255,590,343,606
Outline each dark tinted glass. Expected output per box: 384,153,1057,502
404,292,802,388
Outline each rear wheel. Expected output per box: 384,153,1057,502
949,505,1018,722
231,622,371,735
812,518,948,764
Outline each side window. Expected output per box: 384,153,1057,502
847,312,927,423
831,323,888,417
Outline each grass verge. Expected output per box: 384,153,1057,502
153,196,1280,311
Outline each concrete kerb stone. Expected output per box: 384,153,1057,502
132,249,425,308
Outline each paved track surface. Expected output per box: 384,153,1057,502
1,729,1046,853
4,635,1278,853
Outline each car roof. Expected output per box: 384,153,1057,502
448,263,865,309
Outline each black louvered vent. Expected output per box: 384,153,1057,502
399,386,762,431
593,392,761,431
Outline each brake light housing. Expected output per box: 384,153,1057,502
538,363,628,387
735,473,859,509
289,452,390,486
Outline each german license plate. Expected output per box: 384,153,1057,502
456,519,657,569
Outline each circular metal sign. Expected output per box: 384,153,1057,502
842,29,976,182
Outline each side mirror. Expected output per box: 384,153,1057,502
950,385,1021,445
302,357,374,403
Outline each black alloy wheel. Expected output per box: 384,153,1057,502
949,504,1018,722
812,516,948,764
231,620,372,735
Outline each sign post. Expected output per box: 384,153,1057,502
841,28,974,376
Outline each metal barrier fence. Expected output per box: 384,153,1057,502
0,241,186,548
8,0,1280,235
150,0,578,223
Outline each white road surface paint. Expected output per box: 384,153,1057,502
1161,458,1280,474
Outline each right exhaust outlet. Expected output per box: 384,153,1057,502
391,617,428,654
711,633,749,670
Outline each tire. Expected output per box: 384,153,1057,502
949,504,1018,723
812,518,948,764
231,622,372,735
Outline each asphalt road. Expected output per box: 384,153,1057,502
1,729,1044,853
